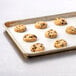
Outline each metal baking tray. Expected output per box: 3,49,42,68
4,12,76,57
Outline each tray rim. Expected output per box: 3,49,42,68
4,11,76,57
5,11,76,27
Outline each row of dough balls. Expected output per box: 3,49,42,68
14,18,76,52
30,39,67,52
14,18,67,32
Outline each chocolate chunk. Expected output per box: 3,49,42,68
29,36,32,38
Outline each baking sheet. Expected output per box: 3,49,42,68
7,17,76,55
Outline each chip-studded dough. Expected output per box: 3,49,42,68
23,34,37,42
35,21,47,29
45,29,57,38
54,18,67,25
54,39,67,48
30,43,45,52
66,26,76,34
14,24,26,32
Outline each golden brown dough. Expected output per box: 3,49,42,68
23,34,37,42
54,18,67,25
45,29,57,38
14,24,26,32
35,21,47,29
30,43,45,52
66,26,76,34
54,39,67,48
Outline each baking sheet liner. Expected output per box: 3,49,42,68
4,12,76,57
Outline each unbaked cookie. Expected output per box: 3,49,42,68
23,34,37,42
35,21,47,29
30,43,45,52
14,24,26,32
54,18,67,25
66,26,76,34
54,39,67,48
45,29,57,38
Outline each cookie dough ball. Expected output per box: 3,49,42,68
66,26,76,34
35,21,47,29
54,18,67,25
54,39,67,48
14,24,26,32
30,43,45,52
45,29,57,38
23,34,37,42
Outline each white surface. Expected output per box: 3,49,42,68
8,17,76,54
1,0,76,76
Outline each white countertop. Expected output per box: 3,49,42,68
0,0,76,76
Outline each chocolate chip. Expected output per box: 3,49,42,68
62,22,64,24
71,29,74,31
49,35,52,37
24,36,26,38
29,36,32,38
62,20,65,22
41,23,45,26
33,45,35,47
60,44,64,47
40,45,42,47
34,47,37,49
54,31,56,33
33,45,37,49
